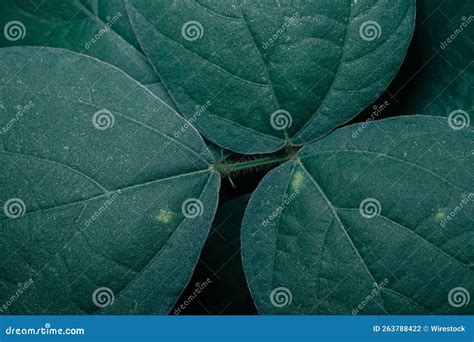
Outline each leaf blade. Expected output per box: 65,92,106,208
0,0,178,108
127,0,415,153
394,0,473,123
242,115,473,314
0,46,220,314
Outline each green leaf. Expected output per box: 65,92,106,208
242,115,473,314
395,0,473,125
0,47,220,314
81,0,145,54
0,0,178,109
126,0,415,154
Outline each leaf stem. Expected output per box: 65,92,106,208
214,155,291,176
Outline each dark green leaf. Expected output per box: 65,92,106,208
0,47,220,314
81,0,144,54
127,0,415,154
0,0,178,109
242,115,473,314
395,0,473,125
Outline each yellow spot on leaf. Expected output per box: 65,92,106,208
291,170,304,192
156,208,174,224
435,209,446,221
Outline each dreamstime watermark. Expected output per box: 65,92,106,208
92,287,114,308
3,20,26,41
262,13,299,50
352,100,390,138
270,287,292,308
440,193,473,227
448,109,470,130
270,109,292,131
84,12,123,50
92,109,115,130
352,278,390,315
5,323,85,336
173,278,212,314
440,15,474,50
182,198,204,219
359,198,381,219
0,278,34,313
84,191,121,227
181,21,204,41
3,198,26,219
359,21,382,41
0,101,35,135
173,101,211,139
448,287,470,308
262,190,300,227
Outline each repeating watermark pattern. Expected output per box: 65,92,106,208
270,109,292,131
440,15,474,50
439,193,473,227
3,20,26,41
0,101,35,135
92,287,114,308
181,21,204,41
173,278,212,315
84,191,121,227
173,101,211,139
359,21,382,41
84,12,123,50
448,109,470,130
270,287,292,308
262,190,300,227
448,287,470,308
0,278,34,313
182,198,204,219
352,100,390,138
92,109,115,130
262,13,299,50
3,198,26,219
352,278,390,315
359,198,381,219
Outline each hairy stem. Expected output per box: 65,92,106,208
214,155,292,176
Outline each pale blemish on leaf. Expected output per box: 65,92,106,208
155,208,174,224
435,209,446,222
290,169,304,192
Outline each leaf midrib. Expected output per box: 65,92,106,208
94,172,216,314
289,1,353,140
1,168,213,220
298,162,389,314
297,162,447,314
301,149,471,193
292,1,413,141
269,163,297,296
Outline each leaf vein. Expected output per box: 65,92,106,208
299,162,389,313
301,149,471,193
